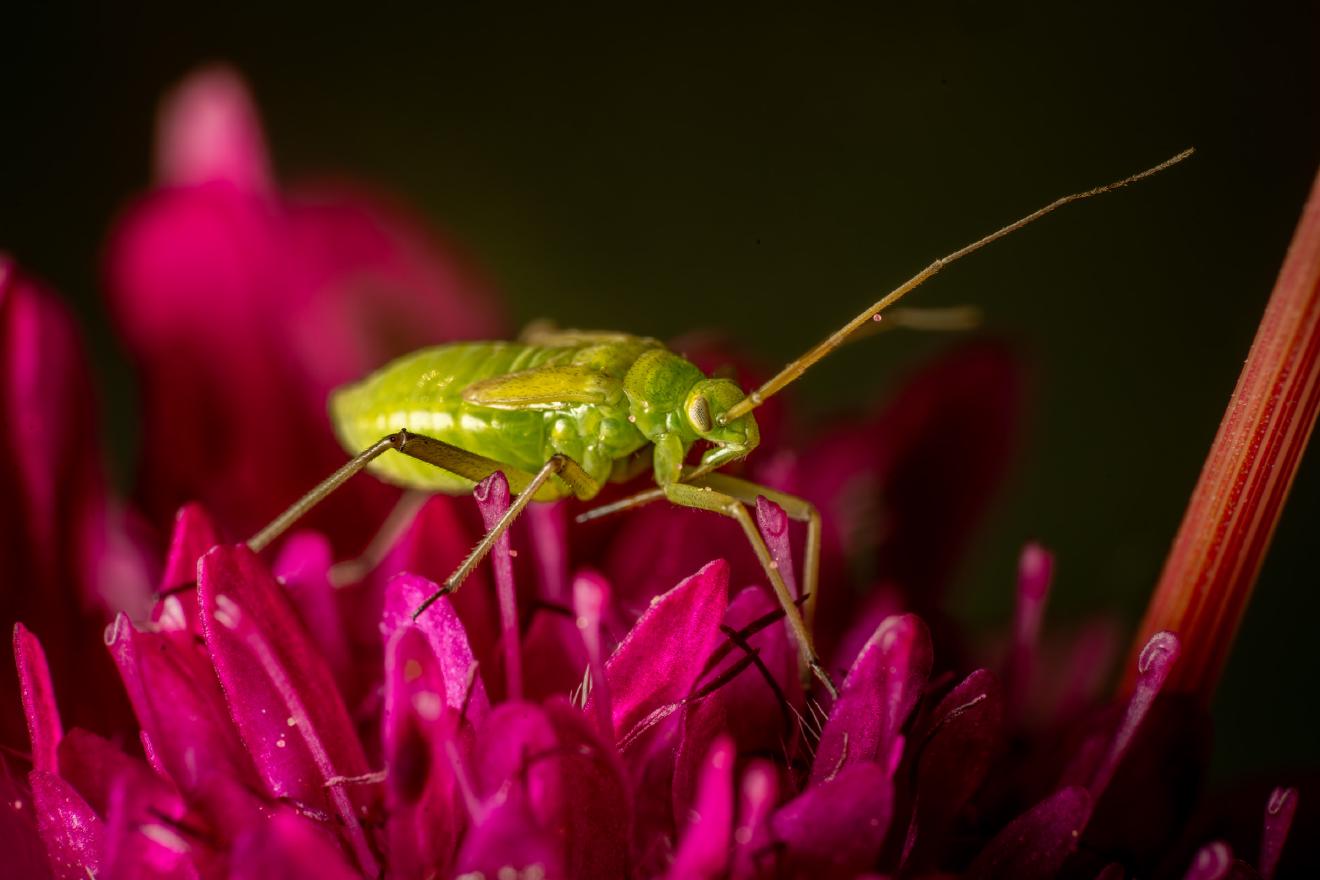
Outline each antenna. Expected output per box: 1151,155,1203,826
719,148,1194,424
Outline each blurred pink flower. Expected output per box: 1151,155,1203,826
104,66,503,552
0,261,151,751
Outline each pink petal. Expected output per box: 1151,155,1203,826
154,66,272,192
471,702,561,822
197,545,378,874
273,531,352,692
1184,842,1234,880
452,795,563,880
574,571,613,738
102,776,200,880
1091,631,1181,798
184,773,274,850
526,501,569,601
812,613,932,785
1006,543,1054,718
673,696,729,829
13,623,63,773
151,503,221,634
0,772,52,879
520,608,590,706
383,625,451,802
474,471,522,701
1075,683,1210,866
229,810,362,880
1,265,91,582
2,265,146,745
1182,843,1259,880
771,762,895,874
669,736,735,880
966,785,1092,880
1260,786,1298,880
105,612,257,794
381,572,490,722
543,697,631,880
83,751,201,880
383,624,464,877
600,503,760,620
49,735,202,879
30,769,104,880
56,729,183,824
672,589,798,822
906,668,1004,868
831,582,906,674
716,587,802,758
603,559,730,743
754,497,798,599
731,760,778,880
373,497,499,675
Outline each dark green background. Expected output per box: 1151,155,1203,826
5,4,1318,782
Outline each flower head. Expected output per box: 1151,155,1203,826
2,67,1315,879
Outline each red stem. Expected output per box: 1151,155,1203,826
1127,164,1320,701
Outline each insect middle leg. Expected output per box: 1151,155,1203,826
248,429,543,553
248,430,597,613
661,482,838,699
412,453,599,618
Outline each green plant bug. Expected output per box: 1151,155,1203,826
249,149,1193,697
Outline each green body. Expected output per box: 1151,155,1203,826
330,333,760,499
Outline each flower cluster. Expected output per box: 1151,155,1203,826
1,68,1310,878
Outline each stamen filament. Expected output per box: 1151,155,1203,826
475,473,523,702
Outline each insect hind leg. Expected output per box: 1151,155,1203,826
248,429,540,553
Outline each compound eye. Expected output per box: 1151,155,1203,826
688,395,713,433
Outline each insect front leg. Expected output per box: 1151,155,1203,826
661,482,838,699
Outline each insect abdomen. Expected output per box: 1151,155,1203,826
329,341,645,496
329,343,559,492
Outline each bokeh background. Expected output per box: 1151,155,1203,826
5,4,1319,784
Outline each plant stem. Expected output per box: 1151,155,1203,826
1128,164,1320,701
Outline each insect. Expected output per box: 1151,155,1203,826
249,149,1192,698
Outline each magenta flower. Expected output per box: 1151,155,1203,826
1,262,152,752
3,66,1315,878
104,66,503,552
